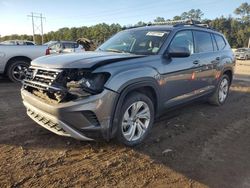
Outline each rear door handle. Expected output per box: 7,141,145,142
193,60,200,65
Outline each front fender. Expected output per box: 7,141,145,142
104,66,161,92
104,66,162,139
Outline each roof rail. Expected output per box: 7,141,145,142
150,19,211,29
122,19,214,31
149,19,199,25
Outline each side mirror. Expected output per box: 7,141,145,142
167,47,190,58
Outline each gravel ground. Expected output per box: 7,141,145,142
0,61,250,188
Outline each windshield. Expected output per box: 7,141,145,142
236,49,247,52
98,29,169,55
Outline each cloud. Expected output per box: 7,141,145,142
0,1,11,7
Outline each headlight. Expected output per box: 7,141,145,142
66,72,110,96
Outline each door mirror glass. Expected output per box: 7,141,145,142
168,46,190,57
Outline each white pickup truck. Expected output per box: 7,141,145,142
0,45,49,82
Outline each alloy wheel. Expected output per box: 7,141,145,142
121,101,151,141
218,78,229,103
12,63,28,81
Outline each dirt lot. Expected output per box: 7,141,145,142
0,61,250,188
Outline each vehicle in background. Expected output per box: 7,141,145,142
45,41,84,55
0,45,49,82
0,40,35,45
234,48,250,60
43,41,57,46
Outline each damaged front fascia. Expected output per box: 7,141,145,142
26,68,108,104
25,54,144,104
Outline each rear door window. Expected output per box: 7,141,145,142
214,34,226,50
193,31,213,53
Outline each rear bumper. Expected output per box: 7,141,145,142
21,88,118,140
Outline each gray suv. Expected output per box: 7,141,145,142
21,22,235,146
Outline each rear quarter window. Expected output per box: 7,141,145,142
214,34,226,50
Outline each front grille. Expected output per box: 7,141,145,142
24,67,62,91
27,108,70,136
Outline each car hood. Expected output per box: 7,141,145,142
31,51,145,69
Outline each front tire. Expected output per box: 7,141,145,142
116,92,155,146
209,74,230,106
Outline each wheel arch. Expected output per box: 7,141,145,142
109,79,160,139
4,56,32,75
222,69,233,85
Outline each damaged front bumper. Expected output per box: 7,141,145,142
21,88,118,141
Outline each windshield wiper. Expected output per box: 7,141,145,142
106,48,124,53
100,48,134,54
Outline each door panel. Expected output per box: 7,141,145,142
160,53,201,104
158,30,201,106
193,31,217,89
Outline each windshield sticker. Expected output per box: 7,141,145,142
146,31,166,37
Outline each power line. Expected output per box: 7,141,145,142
27,12,46,44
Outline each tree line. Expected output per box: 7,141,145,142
0,2,249,48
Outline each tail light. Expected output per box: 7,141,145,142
45,48,51,55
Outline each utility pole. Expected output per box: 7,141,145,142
248,37,250,48
31,12,35,43
27,12,45,44
40,13,44,44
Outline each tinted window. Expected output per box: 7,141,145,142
169,30,194,54
74,43,79,48
50,43,61,50
194,31,213,53
62,43,75,49
214,34,226,50
26,42,34,45
211,34,218,51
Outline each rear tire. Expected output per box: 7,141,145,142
7,59,30,82
116,92,155,146
209,74,230,106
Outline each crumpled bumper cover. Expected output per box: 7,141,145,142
21,88,118,140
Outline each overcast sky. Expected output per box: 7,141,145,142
0,0,247,36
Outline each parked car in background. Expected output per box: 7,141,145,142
0,45,49,82
21,21,235,146
234,48,250,60
0,40,35,45
43,41,57,46
45,41,84,55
